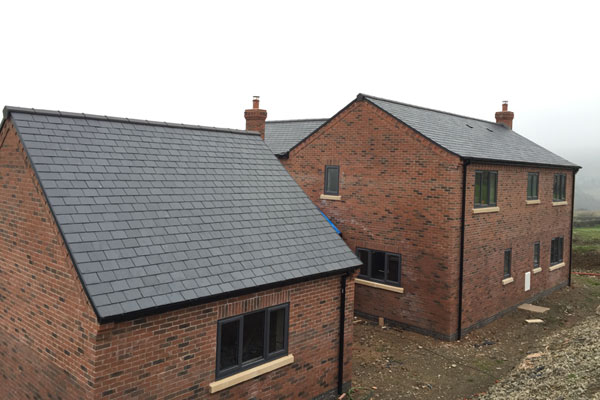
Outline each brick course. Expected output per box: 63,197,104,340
0,117,356,399
279,99,575,340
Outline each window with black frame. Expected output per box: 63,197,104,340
324,165,339,195
533,242,540,269
474,170,498,207
504,249,512,278
216,304,288,379
527,173,539,200
357,248,401,286
553,174,566,201
551,237,564,265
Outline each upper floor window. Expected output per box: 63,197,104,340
216,304,289,379
527,173,539,200
474,170,498,208
533,242,540,269
504,249,512,278
553,174,566,202
550,237,564,265
324,165,339,195
357,248,401,286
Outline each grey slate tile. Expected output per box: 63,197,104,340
8,108,362,320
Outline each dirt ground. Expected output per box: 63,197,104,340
349,274,600,400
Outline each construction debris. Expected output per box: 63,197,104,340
525,319,544,324
518,303,550,313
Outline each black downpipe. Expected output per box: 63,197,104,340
457,159,470,340
337,273,347,395
568,171,577,286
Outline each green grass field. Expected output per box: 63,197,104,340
573,212,600,271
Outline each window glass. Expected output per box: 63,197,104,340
504,249,511,278
489,172,497,205
534,242,540,268
474,172,482,205
481,172,489,205
371,251,385,280
387,254,400,283
219,320,239,370
358,249,369,276
325,166,339,195
528,173,539,200
242,311,265,363
268,308,285,354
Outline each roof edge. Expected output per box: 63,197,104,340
266,118,328,124
463,156,581,170
3,106,260,137
99,265,361,324
358,93,503,127
7,117,102,322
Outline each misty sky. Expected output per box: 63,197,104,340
1,1,598,171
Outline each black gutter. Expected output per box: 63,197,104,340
568,170,578,286
337,273,348,395
102,266,359,324
457,159,470,340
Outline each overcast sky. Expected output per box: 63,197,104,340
1,0,598,169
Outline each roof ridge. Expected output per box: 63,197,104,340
358,93,503,127
266,118,328,124
3,105,260,137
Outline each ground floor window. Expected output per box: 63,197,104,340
216,304,289,379
533,242,540,269
357,248,401,286
551,237,564,265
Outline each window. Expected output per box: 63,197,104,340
553,174,566,201
503,249,512,278
551,237,564,265
324,165,339,195
357,248,401,286
527,173,539,200
474,170,498,207
533,242,540,269
216,304,288,379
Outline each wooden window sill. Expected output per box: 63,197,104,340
320,194,342,201
552,201,568,207
356,278,404,294
472,206,500,214
502,277,514,285
526,199,541,205
209,354,294,393
549,262,565,271
532,267,542,274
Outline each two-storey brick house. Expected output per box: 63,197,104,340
0,106,361,399
260,94,579,340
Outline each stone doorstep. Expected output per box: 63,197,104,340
518,303,550,313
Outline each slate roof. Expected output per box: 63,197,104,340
3,107,361,321
362,95,578,168
265,119,327,155
265,94,578,168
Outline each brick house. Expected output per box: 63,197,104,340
262,94,580,340
0,105,361,399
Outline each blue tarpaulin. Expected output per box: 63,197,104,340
319,210,341,235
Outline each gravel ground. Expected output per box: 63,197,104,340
477,311,600,400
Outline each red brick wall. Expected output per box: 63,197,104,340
92,273,356,399
461,163,573,331
0,120,99,400
280,100,464,339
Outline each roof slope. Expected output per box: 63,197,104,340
265,119,327,155
363,94,578,168
5,107,360,321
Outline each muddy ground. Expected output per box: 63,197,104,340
349,274,600,400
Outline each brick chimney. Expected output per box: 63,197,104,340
244,96,267,139
495,101,514,129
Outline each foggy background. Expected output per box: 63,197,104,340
1,0,598,208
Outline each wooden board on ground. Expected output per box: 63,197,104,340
525,319,544,324
518,303,550,313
